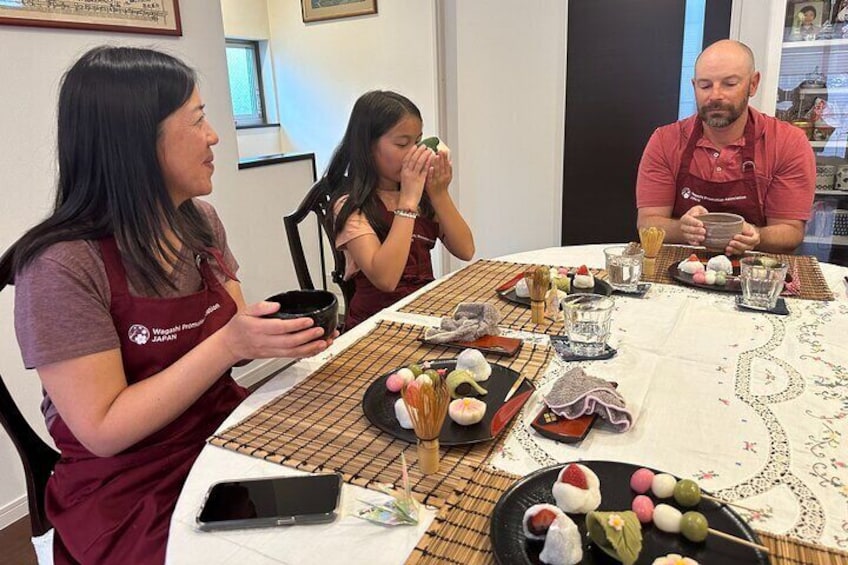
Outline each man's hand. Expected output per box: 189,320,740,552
726,223,761,255
680,205,709,246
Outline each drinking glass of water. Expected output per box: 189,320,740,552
560,294,614,356
739,256,788,310
604,245,644,292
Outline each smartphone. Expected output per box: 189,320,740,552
196,473,342,531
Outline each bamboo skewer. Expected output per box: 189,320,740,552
702,493,760,513
708,528,770,553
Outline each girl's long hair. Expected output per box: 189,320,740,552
327,90,434,242
8,46,214,293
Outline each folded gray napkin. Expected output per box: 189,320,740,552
543,367,632,432
423,302,501,343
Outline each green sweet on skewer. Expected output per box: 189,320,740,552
408,364,424,377
680,511,709,542
585,511,643,565
673,479,702,507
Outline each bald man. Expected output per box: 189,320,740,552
636,40,815,254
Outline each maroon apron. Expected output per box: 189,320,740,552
47,237,248,564
672,110,766,227
345,200,439,329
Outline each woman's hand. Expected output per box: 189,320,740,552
680,205,709,246
398,144,433,211
424,150,452,199
219,301,334,362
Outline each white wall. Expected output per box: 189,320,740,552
0,0,314,529
266,0,439,177
220,0,290,158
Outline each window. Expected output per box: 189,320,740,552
225,39,268,127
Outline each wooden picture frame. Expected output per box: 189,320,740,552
0,0,182,36
301,0,377,23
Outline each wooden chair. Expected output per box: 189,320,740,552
283,179,354,324
0,245,60,537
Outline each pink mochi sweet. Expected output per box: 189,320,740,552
692,271,707,284
632,495,655,524
630,467,655,494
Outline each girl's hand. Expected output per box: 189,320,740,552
398,144,433,210
424,150,452,198
220,301,332,361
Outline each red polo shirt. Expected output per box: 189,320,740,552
636,107,816,221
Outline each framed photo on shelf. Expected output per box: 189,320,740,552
301,0,377,23
0,0,181,36
785,0,827,41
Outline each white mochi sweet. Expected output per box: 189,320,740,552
394,398,414,429
456,348,492,382
651,473,677,498
522,503,566,540
572,274,594,289
539,514,583,565
678,259,706,275
515,278,530,298
653,503,683,533
552,464,602,514
706,254,733,275
448,397,486,426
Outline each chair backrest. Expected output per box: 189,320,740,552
283,178,355,320
0,245,60,537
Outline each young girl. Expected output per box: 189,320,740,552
328,91,474,328
9,46,333,564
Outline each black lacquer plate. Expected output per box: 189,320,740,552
498,277,614,307
490,461,770,565
361,360,533,446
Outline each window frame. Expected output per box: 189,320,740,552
225,38,269,128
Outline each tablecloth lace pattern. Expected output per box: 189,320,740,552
488,287,848,551
641,245,834,301
209,320,553,508
398,259,607,334
405,466,848,565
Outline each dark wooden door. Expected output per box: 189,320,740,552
561,0,731,245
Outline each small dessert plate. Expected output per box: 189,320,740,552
549,335,617,361
612,282,651,297
735,296,790,316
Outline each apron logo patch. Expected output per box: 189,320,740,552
681,187,692,199
128,324,150,345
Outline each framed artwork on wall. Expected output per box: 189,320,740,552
0,0,181,36
301,0,377,23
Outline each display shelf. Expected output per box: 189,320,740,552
799,86,848,94
783,38,848,49
815,189,848,195
804,234,848,246
811,140,848,148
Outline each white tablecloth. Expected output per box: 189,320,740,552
167,245,848,562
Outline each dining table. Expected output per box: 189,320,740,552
166,244,848,565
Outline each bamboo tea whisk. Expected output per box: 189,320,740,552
638,227,666,276
526,266,551,324
400,375,450,474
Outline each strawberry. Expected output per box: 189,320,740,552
560,463,589,489
687,254,700,262
576,265,590,276
527,508,558,536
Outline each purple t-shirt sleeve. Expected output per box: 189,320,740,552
15,241,119,369
197,199,239,281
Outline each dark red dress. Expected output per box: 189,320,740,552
345,201,440,329
47,237,247,564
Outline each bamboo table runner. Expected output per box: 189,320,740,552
399,259,607,334
641,245,835,301
209,320,553,508
406,467,848,565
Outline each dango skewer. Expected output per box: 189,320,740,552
630,468,759,514
650,505,770,554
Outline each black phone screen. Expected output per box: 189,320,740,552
198,474,341,523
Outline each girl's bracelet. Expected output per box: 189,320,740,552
393,208,419,219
